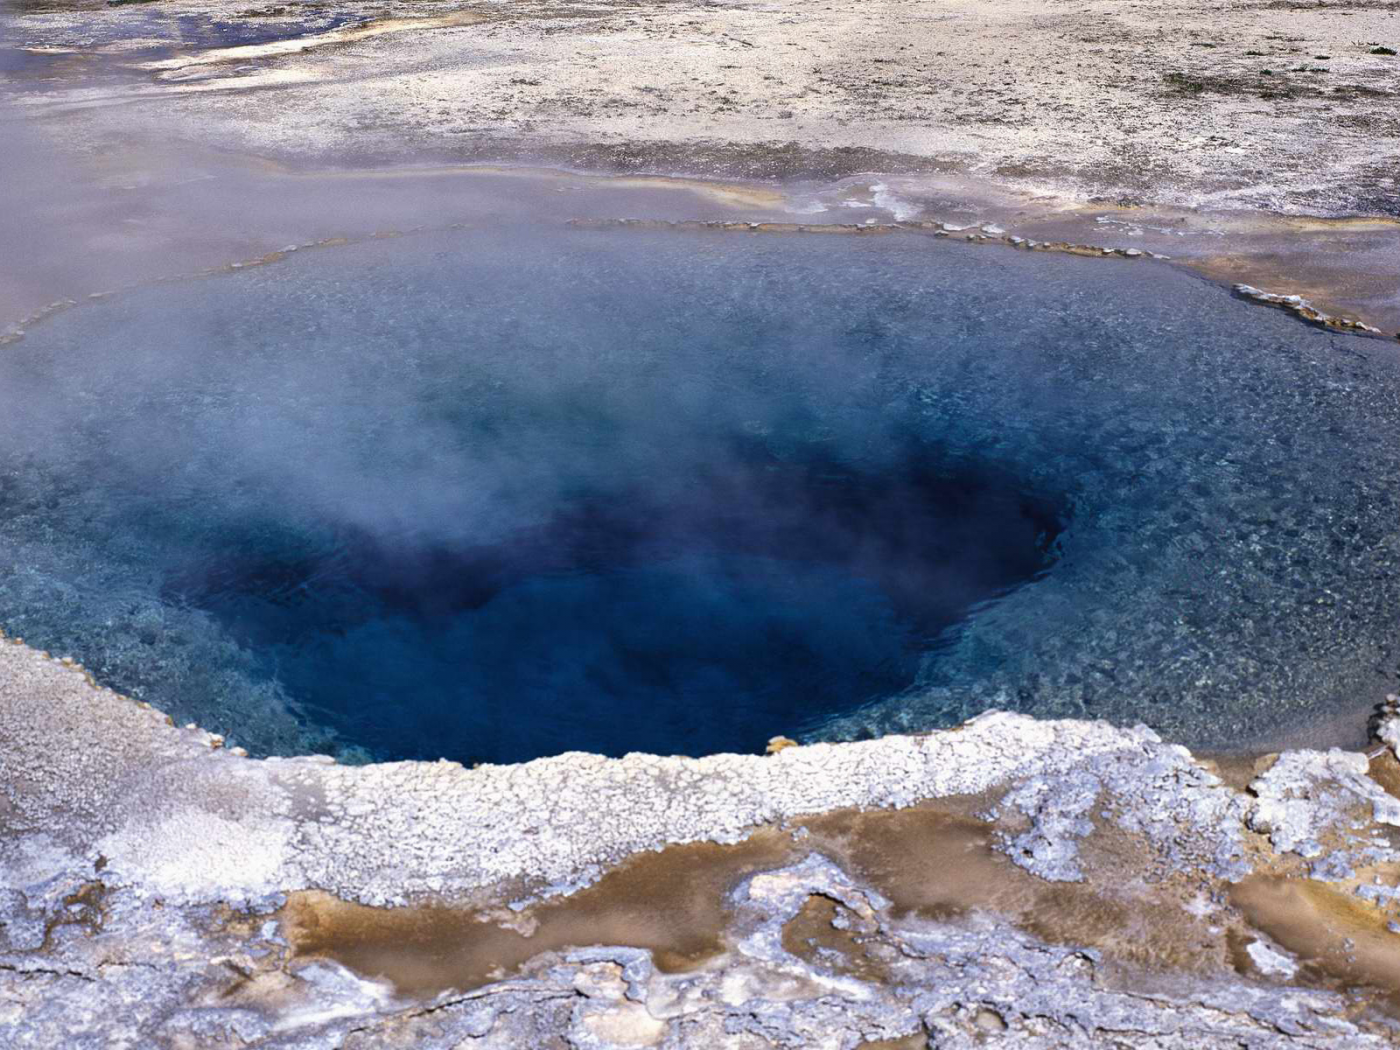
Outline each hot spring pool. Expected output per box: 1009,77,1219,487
2,225,1398,762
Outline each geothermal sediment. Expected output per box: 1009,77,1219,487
8,0,1399,219
4,0,1400,336
6,635,1400,1047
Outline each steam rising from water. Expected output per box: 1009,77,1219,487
3,225,1399,758
0,226,1068,761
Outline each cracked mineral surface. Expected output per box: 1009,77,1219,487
6,638,1400,1047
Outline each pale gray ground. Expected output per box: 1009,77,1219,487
7,0,1400,216
6,638,1400,1047
4,0,1399,338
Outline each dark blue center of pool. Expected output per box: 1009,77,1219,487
156,446,1061,762
4,224,1400,761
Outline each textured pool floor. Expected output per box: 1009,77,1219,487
1,226,1397,761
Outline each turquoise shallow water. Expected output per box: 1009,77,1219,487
1,225,1397,761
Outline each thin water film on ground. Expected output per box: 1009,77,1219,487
1,226,1397,762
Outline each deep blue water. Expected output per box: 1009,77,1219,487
154,446,1063,761
2,225,1398,761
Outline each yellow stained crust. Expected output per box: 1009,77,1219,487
271,786,1400,1017
1232,875,1400,1014
279,828,797,997
274,804,1237,999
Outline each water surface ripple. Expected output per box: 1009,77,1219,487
1,226,1397,760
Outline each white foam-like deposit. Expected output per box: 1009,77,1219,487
0,634,1244,907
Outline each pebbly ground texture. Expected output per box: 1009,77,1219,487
3,0,1400,335
6,0,1400,217
7,635,1400,1047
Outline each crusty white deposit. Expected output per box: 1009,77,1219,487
0,635,1248,906
6,637,1400,1046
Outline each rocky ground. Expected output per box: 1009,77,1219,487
6,635,1400,1047
7,0,1400,215
2,0,1399,333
